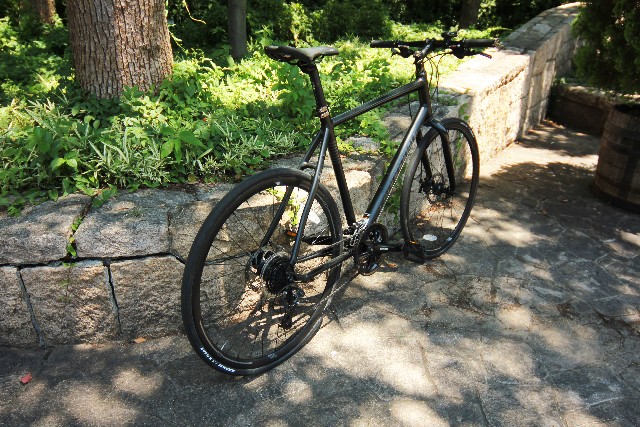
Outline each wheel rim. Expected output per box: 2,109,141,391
190,175,341,369
404,125,478,255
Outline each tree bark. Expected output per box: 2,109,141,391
29,0,57,24
67,0,173,98
228,0,247,60
459,0,482,29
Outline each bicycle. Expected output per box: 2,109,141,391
181,32,498,375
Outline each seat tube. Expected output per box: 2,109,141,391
300,63,357,225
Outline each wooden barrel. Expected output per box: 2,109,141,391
593,104,640,212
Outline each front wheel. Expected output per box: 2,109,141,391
182,168,342,375
400,118,479,259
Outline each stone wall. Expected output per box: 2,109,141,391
440,3,581,162
0,4,582,347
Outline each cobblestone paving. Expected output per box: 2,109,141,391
1,122,638,426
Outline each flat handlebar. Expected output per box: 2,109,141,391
459,39,496,48
370,38,497,51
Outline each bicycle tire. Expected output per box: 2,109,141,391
182,168,342,375
400,117,479,259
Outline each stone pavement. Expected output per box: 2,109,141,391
1,122,639,426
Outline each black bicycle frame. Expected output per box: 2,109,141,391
266,60,455,276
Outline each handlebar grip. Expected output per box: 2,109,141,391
461,38,497,48
370,40,396,48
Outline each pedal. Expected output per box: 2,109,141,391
403,241,425,263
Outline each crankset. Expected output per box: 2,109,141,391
353,223,389,275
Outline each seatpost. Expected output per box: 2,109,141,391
299,62,331,126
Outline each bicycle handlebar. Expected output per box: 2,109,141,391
460,38,496,48
370,37,498,56
370,40,397,48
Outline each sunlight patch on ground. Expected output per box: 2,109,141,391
65,385,138,425
112,368,163,398
390,399,449,427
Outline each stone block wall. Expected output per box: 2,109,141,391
0,166,385,347
441,3,581,163
0,4,582,347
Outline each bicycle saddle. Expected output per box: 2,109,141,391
265,45,339,64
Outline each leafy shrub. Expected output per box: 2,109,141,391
1,13,497,213
386,0,461,29
489,0,563,28
316,0,391,41
277,2,315,43
573,0,640,94
0,17,70,104
167,1,228,48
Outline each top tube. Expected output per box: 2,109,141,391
332,77,427,126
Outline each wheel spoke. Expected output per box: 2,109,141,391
401,119,479,259
182,169,342,374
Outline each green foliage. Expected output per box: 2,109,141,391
386,0,461,29
165,0,524,49
1,13,499,213
573,0,640,94
316,0,391,41
489,0,563,28
278,2,315,43
166,1,228,48
0,17,70,104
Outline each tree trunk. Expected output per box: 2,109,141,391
67,0,173,98
29,0,57,24
459,0,482,29
228,0,247,60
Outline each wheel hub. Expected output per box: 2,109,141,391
422,173,451,202
250,250,292,294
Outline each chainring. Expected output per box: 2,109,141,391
354,223,389,275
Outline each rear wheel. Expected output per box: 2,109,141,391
400,118,479,259
182,168,342,375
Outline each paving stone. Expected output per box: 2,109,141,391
0,267,37,347
478,383,565,426
592,295,640,331
598,255,640,295
20,261,116,345
547,366,629,410
551,260,625,302
168,200,218,260
109,256,183,339
525,317,610,372
0,194,91,264
74,189,194,259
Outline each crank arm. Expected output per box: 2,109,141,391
369,242,405,254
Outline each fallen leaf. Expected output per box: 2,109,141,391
20,373,32,385
133,337,146,344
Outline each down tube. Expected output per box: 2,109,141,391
366,105,429,222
